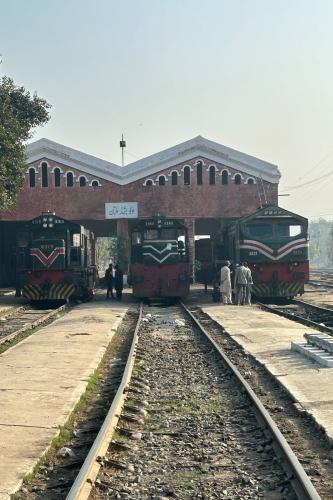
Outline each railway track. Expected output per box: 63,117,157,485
259,299,333,334
0,303,67,348
62,303,320,500
309,269,333,289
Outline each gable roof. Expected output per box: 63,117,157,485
238,205,307,223
26,135,281,185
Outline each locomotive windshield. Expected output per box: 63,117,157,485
246,224,273,239
245,220,305,240
276,223,302,237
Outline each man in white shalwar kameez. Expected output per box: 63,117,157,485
220,260,232,304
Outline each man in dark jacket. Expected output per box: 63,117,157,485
114,264,124,300
105,263,114,299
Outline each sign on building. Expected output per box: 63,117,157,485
105,202,138,219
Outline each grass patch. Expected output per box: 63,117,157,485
18,367,103,488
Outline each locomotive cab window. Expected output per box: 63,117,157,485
276,223,302,237
144,229,158,240
246,223,273,238
132,232,142,245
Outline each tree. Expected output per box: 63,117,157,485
0,76,51,209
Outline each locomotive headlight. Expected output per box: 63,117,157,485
43,223,47,228
48,223,54,228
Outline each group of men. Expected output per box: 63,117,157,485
219,261,253,305
105,263,124,300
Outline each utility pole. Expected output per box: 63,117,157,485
120,134,126,167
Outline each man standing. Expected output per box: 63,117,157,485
114,264,124,301
234,262,248,305
105,263,114,299
220,260,232,304
244,262,253,305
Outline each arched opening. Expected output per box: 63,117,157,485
66,172,74,187
28,168,36,187
209,165,216,185
247,178,254,185
158,175,166,186
54,168,61,187
91,180,99,187
171,171,178,185
221,170,228,185
41,162,48,187
184,166,191,185
234,174,242,185
79,176,87,187
145,180,153,186
196,162,203,185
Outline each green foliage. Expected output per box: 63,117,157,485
96,236,128,271
0,76,51,209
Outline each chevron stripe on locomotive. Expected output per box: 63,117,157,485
224,205,309,299
16,214,97,301
130,218,190,298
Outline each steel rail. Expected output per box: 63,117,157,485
0,303,68,346
259,300,333,336
181,302,320,500
66,303,142,500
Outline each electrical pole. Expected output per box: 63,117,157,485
120,134,126,167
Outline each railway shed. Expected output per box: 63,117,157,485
0,135,280,286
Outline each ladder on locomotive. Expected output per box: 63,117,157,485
256,174,268,207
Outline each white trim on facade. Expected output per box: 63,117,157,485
89,179,102,187
26,165,37,173
50,166,64,174
156,174,168,183
218,168,232,176
26,136,280,186
168,169,181,177
232,172,245,180
143,178,156,187
245,176,257,184
63,170,76,178
77,174,89,184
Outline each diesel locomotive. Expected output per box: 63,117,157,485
223,205,309,298
129,217,190,299
16,213,97,301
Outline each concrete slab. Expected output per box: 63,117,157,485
202,304,333,441
0,299,127,498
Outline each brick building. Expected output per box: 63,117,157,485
0,135,280,285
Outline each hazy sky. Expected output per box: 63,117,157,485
1,0,333,220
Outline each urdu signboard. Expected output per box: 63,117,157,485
105,202,138,219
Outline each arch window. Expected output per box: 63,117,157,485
158,175,166,186
209,165,216,185
66,172,74,187
28,168,36,188
54,168,61,187
41,162,48,187
221,170,228,185
91,180,99,187
184,166,191,185
144,179,153,187
234,174,242,185
196,161,203,185
79,176,87,187
171,171,178,185
247,177,255,185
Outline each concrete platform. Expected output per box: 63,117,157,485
0,298,127,499
201,303,333,442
